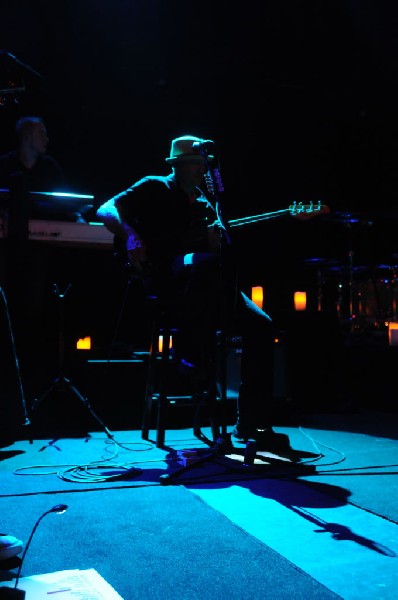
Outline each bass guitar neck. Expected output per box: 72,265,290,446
227,201,330,228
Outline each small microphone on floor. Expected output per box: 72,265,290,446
0,504,68,599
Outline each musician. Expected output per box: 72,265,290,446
96,135,290,450
0,116,65,192
0,116,86,222
0,117,78,431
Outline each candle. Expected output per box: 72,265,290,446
158,334,172,353
388,322,398,346
251,286,263,310
76,336,91,350
294,291,307,311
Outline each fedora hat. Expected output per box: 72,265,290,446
165,135,214,165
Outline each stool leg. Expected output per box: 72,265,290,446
156,328,171,447
143,315,226,448
209,392,221,442
142,321,158,441
192,387,220,444
208,352,222,441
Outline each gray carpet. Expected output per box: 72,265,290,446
293,410,398,524
1,411,397,598
0,486,341,599
2,409,398,527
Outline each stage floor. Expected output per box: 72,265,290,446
1,409,397,599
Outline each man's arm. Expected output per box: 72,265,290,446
96,197,126,235
96,196,147,273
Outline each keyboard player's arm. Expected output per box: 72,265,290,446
96,196,147,274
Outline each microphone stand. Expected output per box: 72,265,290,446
0,287,31,433
201,143,234,442
160,144,238,485
30,284,113,439
0,49,45,80
209,163,230,442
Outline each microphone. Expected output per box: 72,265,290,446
0,504,68,599
204,168,224,195
3,51,45,80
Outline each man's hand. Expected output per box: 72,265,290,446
207,222,222,253
126,233,147,274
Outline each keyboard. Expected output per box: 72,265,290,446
0,217,114,247
0,188,113,247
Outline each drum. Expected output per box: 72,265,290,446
351,265,397,323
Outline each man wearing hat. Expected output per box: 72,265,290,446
96,135,287,450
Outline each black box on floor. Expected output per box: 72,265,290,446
273,310,343,409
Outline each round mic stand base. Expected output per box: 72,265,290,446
159,433,234,486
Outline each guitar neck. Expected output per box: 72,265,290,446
227,202,329,229
228,208,291,228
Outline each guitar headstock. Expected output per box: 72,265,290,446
289,201,330,220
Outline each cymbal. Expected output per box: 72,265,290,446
372,263,398,274
321,211,372,225
302,257,339,267
327,264,369,275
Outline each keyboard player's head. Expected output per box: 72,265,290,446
0,116,90,222
0,115,66,195
15,116,49,166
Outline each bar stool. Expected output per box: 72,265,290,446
141,295,221,448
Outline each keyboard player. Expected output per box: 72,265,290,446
0,116,89,431
0,115,88,222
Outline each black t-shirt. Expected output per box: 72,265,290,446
114,173,217,267
0,151,66,193
0,151,87,223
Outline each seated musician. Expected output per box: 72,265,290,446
0,116,85,222
0,117,83,427
0,116,65,191
96,134,291,451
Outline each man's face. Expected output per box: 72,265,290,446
175,160,207,188
27,122,49,156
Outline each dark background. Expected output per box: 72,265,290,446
2,0,398,332
0,0,398,300
2,1,398,204
3,1,398,430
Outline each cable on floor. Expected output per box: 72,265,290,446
12,434,163,483
297,425,347,466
